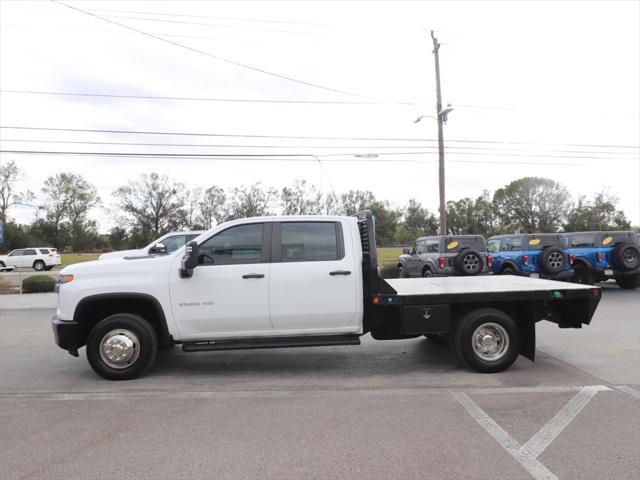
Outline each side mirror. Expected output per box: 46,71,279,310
180,241,200,278
149,243,167,255
403,248,410,254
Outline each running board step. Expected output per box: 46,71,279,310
182,334,361,352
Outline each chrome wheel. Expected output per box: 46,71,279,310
99,329,140,369
34,261,44,271
472,322,509,362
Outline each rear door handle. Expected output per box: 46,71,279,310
242,273,265,279
329,270,351,276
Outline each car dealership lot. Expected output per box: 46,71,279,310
1,285,638,480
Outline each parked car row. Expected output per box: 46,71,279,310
398,231,640,289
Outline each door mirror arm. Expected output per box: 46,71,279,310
180,241,200,278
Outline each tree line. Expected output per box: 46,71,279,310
0,160,633,252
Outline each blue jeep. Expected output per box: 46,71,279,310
564,231,640,289
487,233,574,280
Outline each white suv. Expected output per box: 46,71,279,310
99,231,204,260
0,247,62,271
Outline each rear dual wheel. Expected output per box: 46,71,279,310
453,308,521,373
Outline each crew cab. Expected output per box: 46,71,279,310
52,212,601,380
398,235,489,278
487,234,574,281
0,247,61,271
564,231,640,289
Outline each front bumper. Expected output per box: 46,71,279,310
51,314,83,356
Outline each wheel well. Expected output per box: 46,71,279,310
572,258,591,269
500,262,517,273
422,265,432,274
73,294,172,349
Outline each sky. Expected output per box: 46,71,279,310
1,0,639,231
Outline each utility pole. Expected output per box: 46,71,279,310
431,30,446,235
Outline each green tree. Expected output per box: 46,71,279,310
564,192,631,231
446,191,499,236
395,199,438,246
41,173,100,251
114,173,186,240
340,190,376,216
493,177,570,232
0,160,34,223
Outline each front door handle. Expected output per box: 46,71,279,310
329,270,351,276
242,273,265,279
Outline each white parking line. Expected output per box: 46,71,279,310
452,385,610,480
614,384,640,401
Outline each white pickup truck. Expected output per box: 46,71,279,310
52,211,601,380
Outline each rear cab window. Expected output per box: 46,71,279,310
279,222,342,262
566,233,597,248
442,236,486,253
23,249,37,256
523,235,566,251
487,239,500,253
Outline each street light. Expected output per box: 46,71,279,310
414,104,453,235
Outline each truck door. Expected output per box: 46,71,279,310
268,221,359,332
169,222,272,338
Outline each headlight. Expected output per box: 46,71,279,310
57,274,74,284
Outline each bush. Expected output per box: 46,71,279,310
22,275,56,294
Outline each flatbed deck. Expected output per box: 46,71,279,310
383,275,598,306
386,275,595,296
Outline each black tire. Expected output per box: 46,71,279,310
33,260,45,271
86,313,158,380
612,243,640,272
453,249,484,276
540,247,565,274
453,308,521,373
422,267,433,277
573,264,595,285
397,265,407,278
616,274,640,290
502,266,516,275
424,333,449,345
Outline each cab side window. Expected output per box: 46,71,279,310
198,224,264,265
568,233,596,248
280,222,339,262
162,235,187,253
23,249,37,256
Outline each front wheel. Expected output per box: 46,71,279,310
453,308,521,373
86,314,158,380
33,260,45,271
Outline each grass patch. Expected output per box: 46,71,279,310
377,247,404,265
61,254,100,267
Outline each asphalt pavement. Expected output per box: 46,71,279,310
0,285,638,480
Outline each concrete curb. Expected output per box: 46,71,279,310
0,293,57,310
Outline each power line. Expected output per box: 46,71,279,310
0,89,419,106
101,14,324,36
3,125,639,149
3,138,637,158
88,8,331,27
50,1,368,99
0,149,587,166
